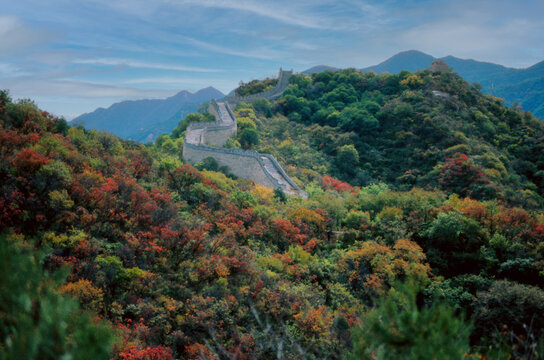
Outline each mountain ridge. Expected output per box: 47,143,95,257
73,86,224,142
305,50,544,118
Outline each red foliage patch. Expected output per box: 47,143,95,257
322,175,355,193
12,148,50,174
118,345,173,360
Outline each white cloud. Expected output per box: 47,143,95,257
72,58,222,72
84,0,381,31
391,7,544,67
0,62,30,77
2,77,173,98
122,76,235,93
176,35,286,60
0,15,55,55
173,0,329,29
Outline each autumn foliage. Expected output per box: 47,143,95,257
1,89,544,359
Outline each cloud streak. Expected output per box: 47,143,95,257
173,0,330,29
72,58,222,72
2,0,543,118
0,15,56,55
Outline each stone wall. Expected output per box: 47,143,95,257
202,127,235,147
183,143,276,188
185,100,237,147
182,69,306,198
208,99,220,119
430,60,450,73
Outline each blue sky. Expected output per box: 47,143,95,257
1,0,543,119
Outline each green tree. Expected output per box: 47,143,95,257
0,234,116,360
195,156,219,172
239,128,259,149
54,118,69,136
420,211,487,276
349,281,472,360
335,144,359,178
338,106,379,133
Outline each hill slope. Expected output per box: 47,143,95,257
2,72,544,358
254,67,544,209
72,87,224,142
361,50,544,118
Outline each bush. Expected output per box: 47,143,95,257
472,280,544,341
239,128,259,149
0,234,116,359
349,281,471,360
194,156,219,172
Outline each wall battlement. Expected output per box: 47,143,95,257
183,69,306,197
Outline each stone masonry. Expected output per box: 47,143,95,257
183,69,307,197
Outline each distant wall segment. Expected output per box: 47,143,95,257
185,99,237,147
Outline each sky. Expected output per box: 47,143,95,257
1,0,543,119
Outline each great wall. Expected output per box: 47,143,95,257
183,69,307,197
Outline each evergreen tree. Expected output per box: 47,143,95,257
0,234,116,360
349,281,472,360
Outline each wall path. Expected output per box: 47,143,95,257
183,70,306,197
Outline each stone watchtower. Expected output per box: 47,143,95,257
429,59,450,73
276,68,293,90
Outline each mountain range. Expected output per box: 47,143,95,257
72,87,224,142
362,50,544,119
307,50,544,118
74,51,543,144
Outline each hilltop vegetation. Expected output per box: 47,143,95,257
247,68,544,210
1,66,544,360
362,50,544,119
236,78,278,97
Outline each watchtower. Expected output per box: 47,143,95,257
429,59,450,73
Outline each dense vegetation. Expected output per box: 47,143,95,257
1,66,544,359
249,68,544,210
361,50,544,119
236,78,278,97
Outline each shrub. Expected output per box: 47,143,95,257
472,280,544,341
349,281,471,360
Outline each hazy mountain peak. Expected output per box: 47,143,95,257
72,86,224,142
362,50,435,73
301,51,544,119
302,65,340,74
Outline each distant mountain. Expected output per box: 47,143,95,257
72,87,224,142
362,50,435,74
361,50,544,119
302,65,340,74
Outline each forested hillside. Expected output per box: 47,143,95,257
1,64,544,360
250,68,544,210
362,50,544,119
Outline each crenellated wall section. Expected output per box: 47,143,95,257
183,69,307,197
